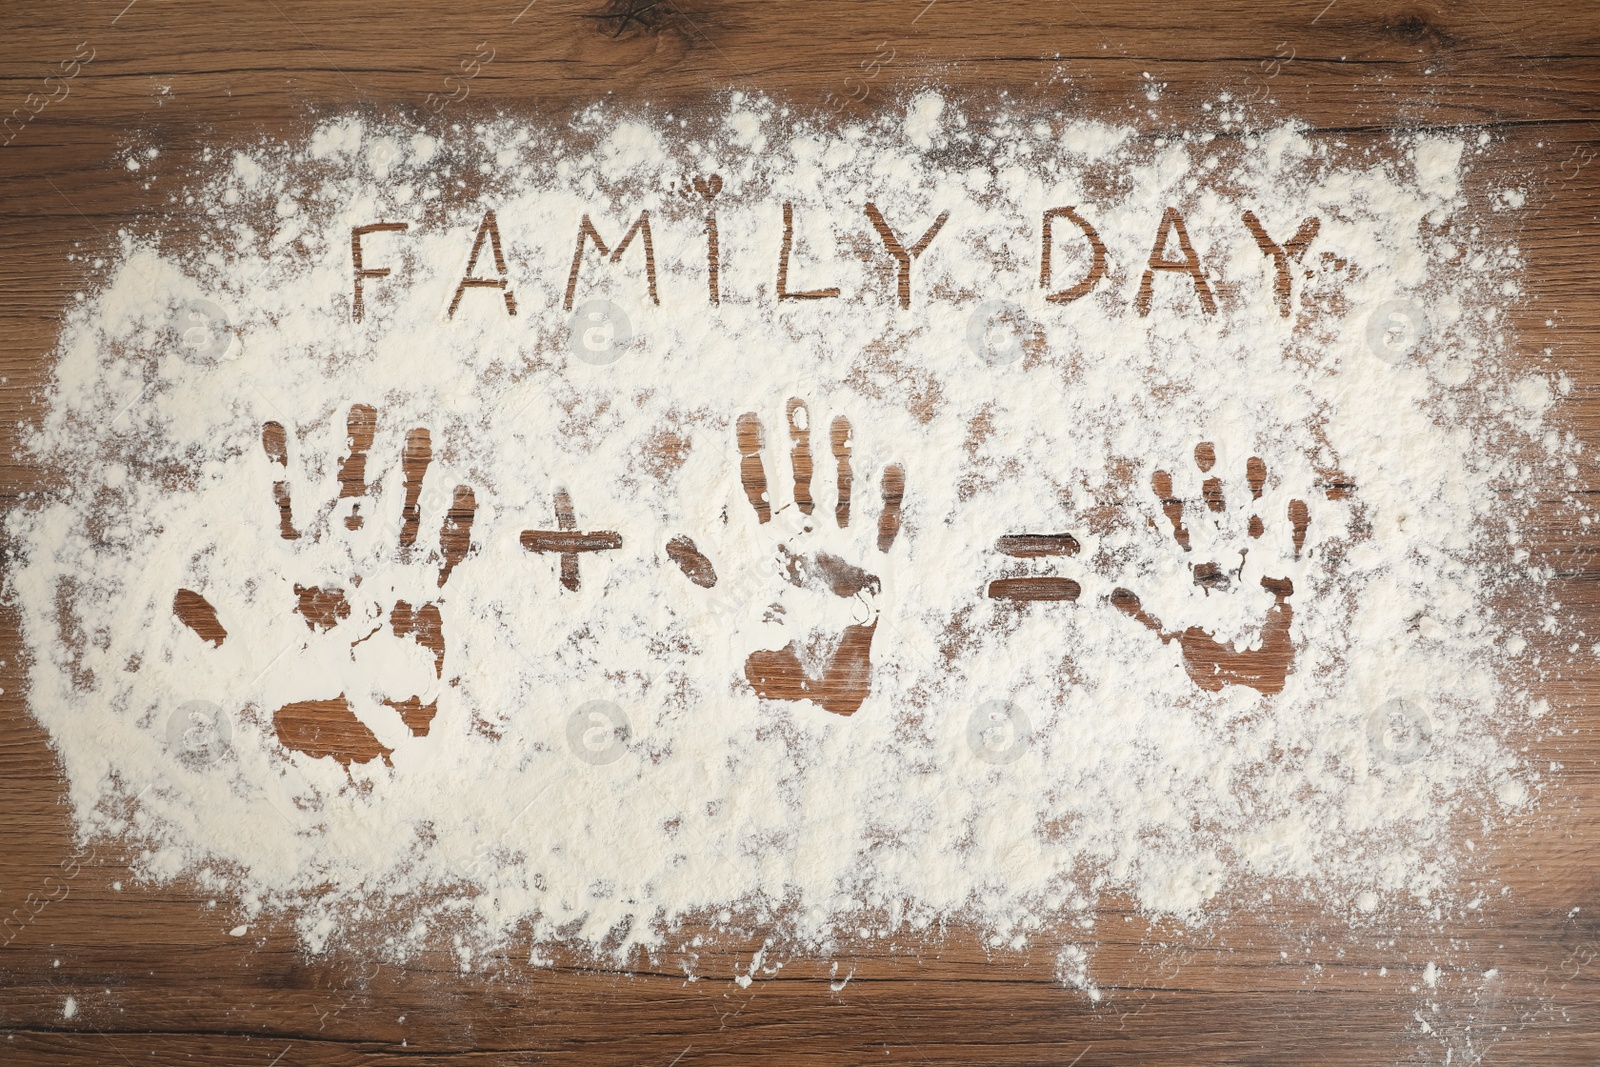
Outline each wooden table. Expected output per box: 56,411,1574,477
2,1,1598,1063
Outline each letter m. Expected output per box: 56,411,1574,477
563,211,659,310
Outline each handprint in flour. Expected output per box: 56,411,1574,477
172,404,476,765
1108,443,1311,695
666,398,905,716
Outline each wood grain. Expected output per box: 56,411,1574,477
3,1,1600,1063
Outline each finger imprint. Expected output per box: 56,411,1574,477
338,404,378,530
439,485,476,586
400,428,432,550
261,421,299,541
666,535,718,588
1196,442,1225,513
877,463,905,553
261,421,289,466
737,412,770,523
173,589,227,647
1246,456,1267,499
787,398,814,516
1247,457,1268,538
1152,470,1190,550
1110,587,1166,635
831,416,853,528
1289,499,1310,558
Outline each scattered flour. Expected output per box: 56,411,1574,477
6,93,1572,975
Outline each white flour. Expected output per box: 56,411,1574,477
6,94,1569,975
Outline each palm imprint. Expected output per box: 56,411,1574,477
1110,443,1310,695
667,398,905,716
173,404,477,766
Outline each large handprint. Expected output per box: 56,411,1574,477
172,404,476,766
667,398,905,716
1108,443,1310,695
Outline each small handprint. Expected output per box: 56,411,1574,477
1109,443,1310,695
667,398,905,716
173,404,476,766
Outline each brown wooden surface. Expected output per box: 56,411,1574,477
3,1,1600,1063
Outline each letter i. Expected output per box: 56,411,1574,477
692,174,724,304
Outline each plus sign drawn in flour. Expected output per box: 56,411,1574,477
7,94,1573,981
